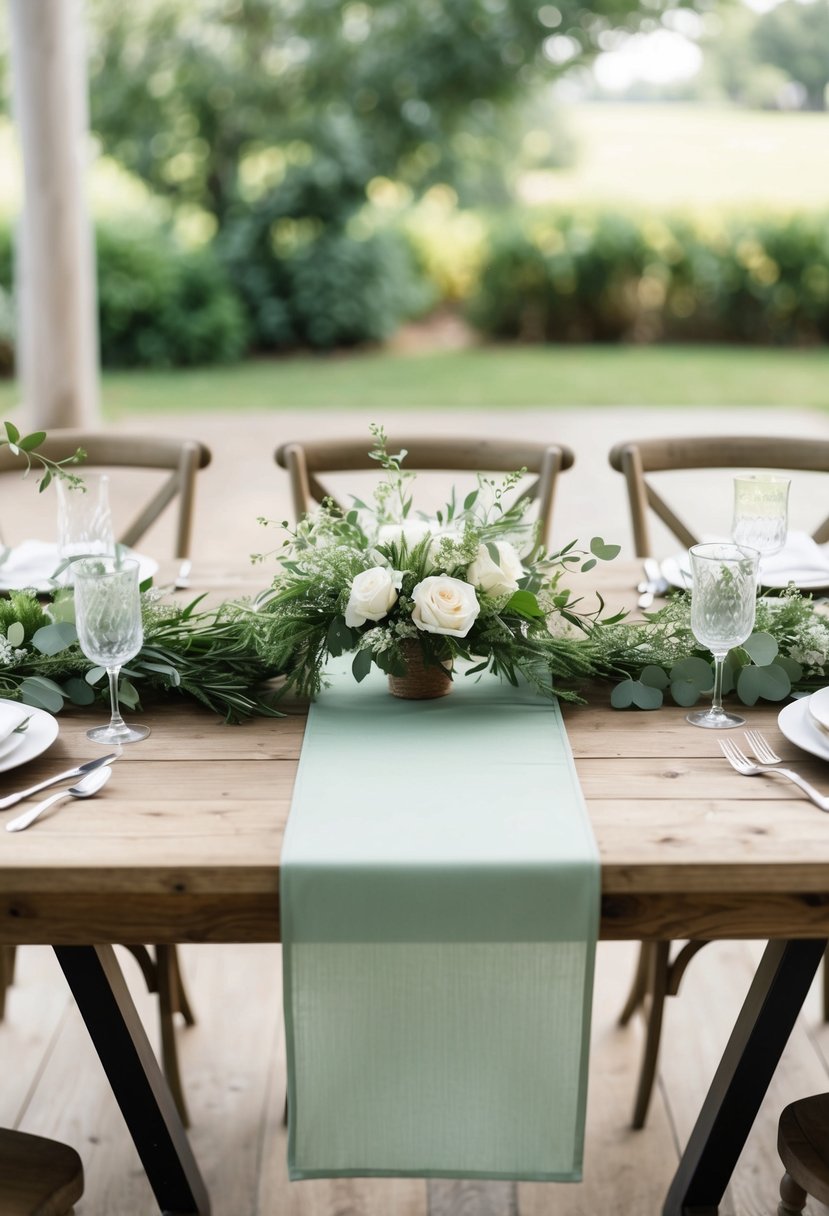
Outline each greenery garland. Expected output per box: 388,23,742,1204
0,589,284,723
593,590,829,710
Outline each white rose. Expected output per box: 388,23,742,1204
344,566,403,628
466,541,523,597
377,520,432,548
411,575,480,638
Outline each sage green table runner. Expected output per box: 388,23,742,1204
281,663,599,1181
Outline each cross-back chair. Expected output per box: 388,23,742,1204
609,434,829,1130
608,435,829,557
0,430,211,1125
0,1127,84,1214
0,430,212,565
275,435,575,547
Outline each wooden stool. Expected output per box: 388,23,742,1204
0,1128,83,1215
778,1093,829,1213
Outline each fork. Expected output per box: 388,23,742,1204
718,736,829,812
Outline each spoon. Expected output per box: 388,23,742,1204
5,765,113,833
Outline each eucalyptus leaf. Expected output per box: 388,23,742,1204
610,682,637,710
775,655,803,681
670,679,702,708
580,558,597,573
737,662,791,704
85,665,107,686
670,657,712,691
32,620,78,656
118,677,140,709
6,622,24,648
63,676,96,706
639,664,670,690
742,632,779,666
20,675,64,712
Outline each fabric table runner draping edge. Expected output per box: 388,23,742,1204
281,661,599,1182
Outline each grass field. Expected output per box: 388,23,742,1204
0,343,826,415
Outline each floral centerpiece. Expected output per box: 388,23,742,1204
249,426,622,700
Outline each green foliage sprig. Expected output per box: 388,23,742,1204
596,591,828,711
0,422,85,492
246,426,623,701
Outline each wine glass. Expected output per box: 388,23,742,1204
56,473,115,582
73,556,150,744
731,474,790,570
686,542,759,730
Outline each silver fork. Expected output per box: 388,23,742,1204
718,736,829,812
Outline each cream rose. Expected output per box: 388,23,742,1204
411,575,480,638
344,566,402,628
466,541,523,597
377,520,432,548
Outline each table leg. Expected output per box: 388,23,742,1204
663,938,826,1216
55,944,210,1216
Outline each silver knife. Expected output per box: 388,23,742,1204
637,558,667,609
0,752,117,810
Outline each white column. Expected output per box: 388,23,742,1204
8,0,100,428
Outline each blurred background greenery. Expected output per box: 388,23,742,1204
0,0,826,406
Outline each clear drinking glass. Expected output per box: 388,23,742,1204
56,473,115,570
731,474,790,560
73,556,150,744
686,542,760,730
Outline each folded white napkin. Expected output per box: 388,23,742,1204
0,702,31,748
0,540,61,588
759,531,829,584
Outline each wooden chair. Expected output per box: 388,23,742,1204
608,435,829,558
609,435,829,1129
275,435,575,546
0,1127,83,1214
0,431,211,1125
777,1093,829,1214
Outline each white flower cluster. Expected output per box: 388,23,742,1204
789,618,829,674
343,539,523,640
0,636,27,667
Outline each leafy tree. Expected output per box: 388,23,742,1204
85,0,690,227
752,0,829,111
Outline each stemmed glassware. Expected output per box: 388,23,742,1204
731,474,790,571
56,472,115,560
73,556,150,744
686,542,759,729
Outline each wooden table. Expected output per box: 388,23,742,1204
1,565,828,1214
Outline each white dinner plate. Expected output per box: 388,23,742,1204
809,685,829,734
0,542,158,593
0,700,59,773
778,695,829,764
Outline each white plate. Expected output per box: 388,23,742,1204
778,696,829,764
661,552,829,592
0,542,158,593
808,686,829,733
0,700,59,773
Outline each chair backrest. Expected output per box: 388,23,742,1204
274,436,575,549
0,431,211,561
608,436,829,557
0,1127,84,1215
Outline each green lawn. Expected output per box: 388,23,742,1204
0,344,825,415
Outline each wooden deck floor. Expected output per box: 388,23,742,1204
3,939,829,1215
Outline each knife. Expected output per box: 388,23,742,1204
0,752,117,811
637,558,668,609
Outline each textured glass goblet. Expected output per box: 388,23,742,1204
686,542,759,729
731,474,790,561
73,556,150,744
56,473,115,564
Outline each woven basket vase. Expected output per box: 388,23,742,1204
388,640,453,700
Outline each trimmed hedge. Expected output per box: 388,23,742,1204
469,209,829,345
